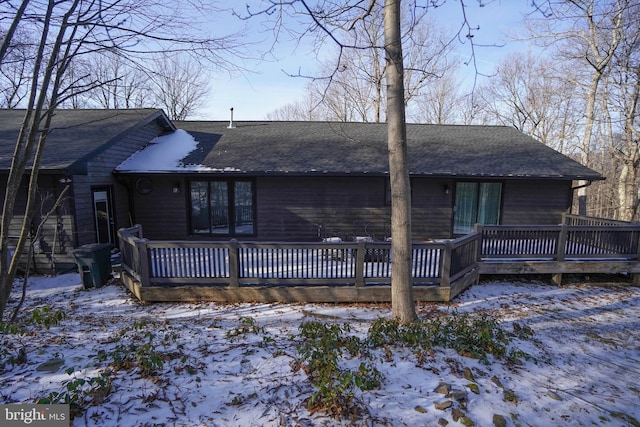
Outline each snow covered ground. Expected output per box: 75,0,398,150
1,273,639,427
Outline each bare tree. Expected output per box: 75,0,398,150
148,54,212,121
409,70,466,124
266,87,331,120
0,0,246,321
0,29,33,108
385,0,416,323
238,0,425,321
79,50,150,109
475,52,583,155
242,0,534,323
267,10,457,123
1,0,73,322
529,0,628,214
61,49,212,118
606,4,640,221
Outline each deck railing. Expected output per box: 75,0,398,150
475,223,640,261
118,216,640,302
563,213,636,227
118,224,147,283
118,225,481,289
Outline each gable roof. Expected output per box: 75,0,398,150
144,121,600,180
0,109,174,173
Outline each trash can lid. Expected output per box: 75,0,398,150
74,243,112,253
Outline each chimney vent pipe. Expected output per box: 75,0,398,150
227,107,236,129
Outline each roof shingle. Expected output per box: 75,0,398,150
173,121,601,180
0,109,172,172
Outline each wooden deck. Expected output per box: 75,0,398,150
118,215,640,303
476,214,640,285
118,225,480,303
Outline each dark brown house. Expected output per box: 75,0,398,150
0,109,174,271
1,109,603,272
114,120,603,243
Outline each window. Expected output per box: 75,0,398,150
190,180,255,236
453,182,502,234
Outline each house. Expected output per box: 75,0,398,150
115,120,603,242
0,109,174,271
0,109,603,273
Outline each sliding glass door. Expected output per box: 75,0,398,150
189,179,255,236
453,182,502,234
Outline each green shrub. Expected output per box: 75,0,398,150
30,307,66,329
37,369,112,418
226,317,264,340
367,311,531,364
296,321,382,418
98,322,188,377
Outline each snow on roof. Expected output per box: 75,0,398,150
116,129,203,172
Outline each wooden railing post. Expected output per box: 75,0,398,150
228,239,239,287
473,232,482,286
473,225,484,260
556,224,567,262
355,240,366,287
632,232,640,287
136,239,150,287
440,240,453,288
552,224,568,286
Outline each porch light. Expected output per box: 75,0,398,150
444,184,450,195
172,182,181,193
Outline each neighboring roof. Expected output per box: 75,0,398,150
0,109,174,173
118,121,600,180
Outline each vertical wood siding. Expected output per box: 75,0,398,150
131,175,188,240
411,178,453,239
130,175,576,242
1,175,76,271
257,176,391,241
502,180,572,225
73,120,169,246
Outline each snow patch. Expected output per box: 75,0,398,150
116,129,202,172
3,275,639,427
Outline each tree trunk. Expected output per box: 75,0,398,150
0,0,77,321
578,76,600,215
384,0,417,323
574,0,624,216
617,68,640,222
0,0,57,320
618,160,637,221
0,0,31,63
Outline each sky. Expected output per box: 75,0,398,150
200,1,540,121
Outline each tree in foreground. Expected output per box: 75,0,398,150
238,0,420,321
383,0,417,322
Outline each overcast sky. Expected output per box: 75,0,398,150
199,1,539,121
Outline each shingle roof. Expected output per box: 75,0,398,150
173,121,602,180
0,109,173,172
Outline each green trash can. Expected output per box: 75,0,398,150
73,243,112,288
